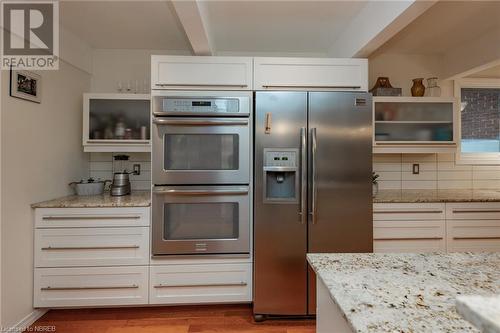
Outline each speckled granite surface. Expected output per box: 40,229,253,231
374,189,500,203
457,295,500,333
307,253,500,333
31,191,151,208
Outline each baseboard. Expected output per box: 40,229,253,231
6,309,48,332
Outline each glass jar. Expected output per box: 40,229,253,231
425,77,441,97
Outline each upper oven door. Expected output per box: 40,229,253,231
153,117,250,185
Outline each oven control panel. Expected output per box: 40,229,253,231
264,150,297,167
163,98,240,114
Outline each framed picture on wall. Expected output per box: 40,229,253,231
10,69,42,103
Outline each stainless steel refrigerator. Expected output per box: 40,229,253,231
253,91,373,319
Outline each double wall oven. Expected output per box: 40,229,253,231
152,91,252,257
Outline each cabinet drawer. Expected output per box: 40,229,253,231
374,239,445,253
35,227,150,267
447,219,500,252
374,220,445,240
150,263,252,305
35,207,150,228
34,266,148,308
446,202,500,220
151,55,252,90
253,57,368,91
374,203,445,221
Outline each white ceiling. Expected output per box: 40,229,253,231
60,1,191,50
375,1,500,55
60,0,367,54
202,1,367,55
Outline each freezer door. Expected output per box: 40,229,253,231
254,92,308,315
308,91,373,252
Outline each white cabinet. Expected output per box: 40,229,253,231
34,266,149,308
373,203,446,253
150,263,252,305
35,227,150,267
446,202,500,252
33,207,150,308
253,57,368,91
373,97,458,154
83,93,151,152
151,55,253,90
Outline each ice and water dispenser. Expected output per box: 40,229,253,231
263,149,299,203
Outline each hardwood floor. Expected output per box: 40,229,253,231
31,304,316,333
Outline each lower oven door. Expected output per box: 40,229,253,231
152,185,250,256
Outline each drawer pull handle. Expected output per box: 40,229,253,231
452,210,500,214
261,85,361,89
153,281,247,288
374,210,443,214
155,83,248,88
41,284,139,291
41,245,140,251
375,237,443,241
453,236,500,240
42,215,141,220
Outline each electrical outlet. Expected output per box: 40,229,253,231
412,163,420,175
133,164,141,175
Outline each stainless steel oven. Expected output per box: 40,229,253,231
152,185,250,256
152,91,252,185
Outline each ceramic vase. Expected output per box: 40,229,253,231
411,78,425,97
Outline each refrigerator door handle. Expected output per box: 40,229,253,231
299,127,307,224
310,127,318,224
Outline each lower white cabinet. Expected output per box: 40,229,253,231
35,227,150,267
34,266,149,308
446,202,500,252
373,203,446,253
150,263,252,305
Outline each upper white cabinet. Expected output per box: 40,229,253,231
83,93,151,153
253,57,368,91
151,55,253,90
373,97,458,154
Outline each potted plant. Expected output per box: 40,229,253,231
372,172,380,197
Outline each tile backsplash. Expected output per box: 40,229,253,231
374,153,500,190
89,152,151,190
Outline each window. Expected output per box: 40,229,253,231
455,79,500,164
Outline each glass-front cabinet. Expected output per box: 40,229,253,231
83,93,151,152
373,97,457,153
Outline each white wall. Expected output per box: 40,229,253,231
369,52,453,97
90,49,189,93
1,60,90,328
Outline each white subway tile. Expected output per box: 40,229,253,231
437,153,455,162
437,180,472,189
89,161,113,171
377,171,401,181
402,153,437,163
378,180,401,190
90,152,112,162
437,162,472,171
437,170,472,180
402,171,437,181
402,162,436,172
373,163,401,172
131,181,151,190
473,170,500,180
373,154,401,163
473,180,500,189
402,180,437,190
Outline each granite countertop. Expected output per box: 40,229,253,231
456,295,500,333
31,191,151,208
307,252,500,333
374,189,500,203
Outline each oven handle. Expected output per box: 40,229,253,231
153,118,249,126
153,187,249,196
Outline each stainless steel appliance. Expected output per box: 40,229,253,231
253,91,373,319
110,172,132,196
152,91,252,257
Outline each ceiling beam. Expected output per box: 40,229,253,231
171,0,213,56
442,27,500,80
328,0,436,58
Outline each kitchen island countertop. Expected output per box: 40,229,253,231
374,189,500,203
31,191,151,208
307,252,500,333
456,295,500,333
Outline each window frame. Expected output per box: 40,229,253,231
455,78,500,165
